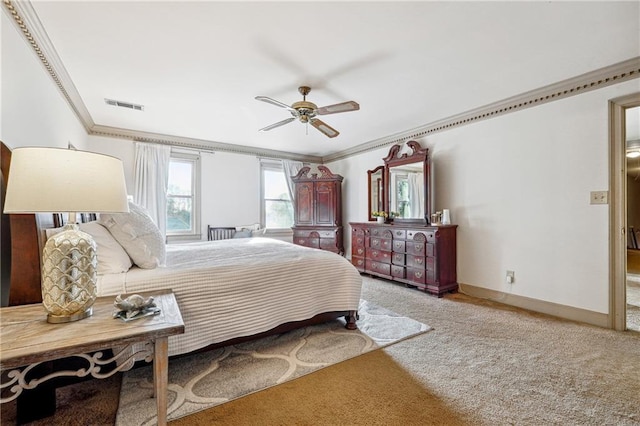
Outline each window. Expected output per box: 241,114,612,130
167,152,200,238
261,162,293,229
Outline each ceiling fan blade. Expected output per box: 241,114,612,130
255,96,297,112
316,101,360,115
310,118,340,138
259,117,296,132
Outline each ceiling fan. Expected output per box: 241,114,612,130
255,86,359,138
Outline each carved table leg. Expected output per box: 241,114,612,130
154,337,169,426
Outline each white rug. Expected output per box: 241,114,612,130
115,300,431,426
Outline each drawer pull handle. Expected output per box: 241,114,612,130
298,239,305,244
415,244,423,252
373,240,380,246
357,260,363,265
358,249,364,254
416,258,423,264
415,272,423,278
372,250,379,256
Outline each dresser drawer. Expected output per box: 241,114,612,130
352,245,366,257
391,229,406,239
295,229,336,239
320,238,338,250
368,249,391,264
370,237,392,251
366,260,391,276
392,252,406,265
352,256,365,270
392,240,406,252
407,267,426,284
370,227,387,237
295,237,319,248
407,255,426,269
407,242,426,256
426,256,435,271
391,265,405,278
426,270,437,284
426,243,435,257
352,235,365,247
407,230,436,243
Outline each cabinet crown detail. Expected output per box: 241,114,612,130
292,165,344,182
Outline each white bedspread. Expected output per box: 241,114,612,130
98,238,362,356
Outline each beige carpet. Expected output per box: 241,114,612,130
3,276,640,425
115,299,430,425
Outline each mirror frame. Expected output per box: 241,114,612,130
383,140,431,224
367,165,386,221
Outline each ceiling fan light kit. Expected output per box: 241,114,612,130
256,86,359,138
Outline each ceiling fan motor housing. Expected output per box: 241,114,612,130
291,100,317,120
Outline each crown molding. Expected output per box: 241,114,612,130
90,125,323,163
3,0,94,132
5,1,639,165
322,56,640,163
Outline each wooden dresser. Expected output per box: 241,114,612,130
292,166,344,255
350,222,457,296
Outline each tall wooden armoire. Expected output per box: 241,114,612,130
291,165,344,255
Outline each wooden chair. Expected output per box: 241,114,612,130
207,226,236,241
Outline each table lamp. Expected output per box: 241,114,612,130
3,147,129,323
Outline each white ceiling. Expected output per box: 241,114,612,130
20,1,640,158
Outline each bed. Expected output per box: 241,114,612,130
0,142,362,359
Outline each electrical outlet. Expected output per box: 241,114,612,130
506,270,515,284
590,191,608,205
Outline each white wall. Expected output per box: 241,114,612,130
329,79,640,315
0,12,87,149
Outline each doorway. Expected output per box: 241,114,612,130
625,106,640,331
610,93,640,331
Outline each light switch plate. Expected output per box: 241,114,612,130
590,191,608,205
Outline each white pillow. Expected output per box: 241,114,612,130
45,222,132,274
99,202,166,269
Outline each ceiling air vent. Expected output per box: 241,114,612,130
104,98,144,111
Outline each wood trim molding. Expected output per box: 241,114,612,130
4,0,639,164
324,56,640,162
90,124,323,163
459,283,609,329
609,92,640,331
3,0,95,132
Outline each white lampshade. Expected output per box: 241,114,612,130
3,147,129,214
3,146,129,323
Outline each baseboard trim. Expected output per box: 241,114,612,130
458,283,610,328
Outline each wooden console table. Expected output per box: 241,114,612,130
0,289,184,426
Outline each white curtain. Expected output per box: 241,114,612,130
408,172,425,218
282,160,304,201
134,142,171,237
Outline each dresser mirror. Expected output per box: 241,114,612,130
367,165,385,221
383,141,431,223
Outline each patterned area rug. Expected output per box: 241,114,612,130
115,300,431,426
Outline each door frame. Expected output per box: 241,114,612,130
609,92,640,330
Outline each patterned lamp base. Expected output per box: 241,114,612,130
41,224,98,323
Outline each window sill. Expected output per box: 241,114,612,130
167,233,202,244
258,228,293,238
